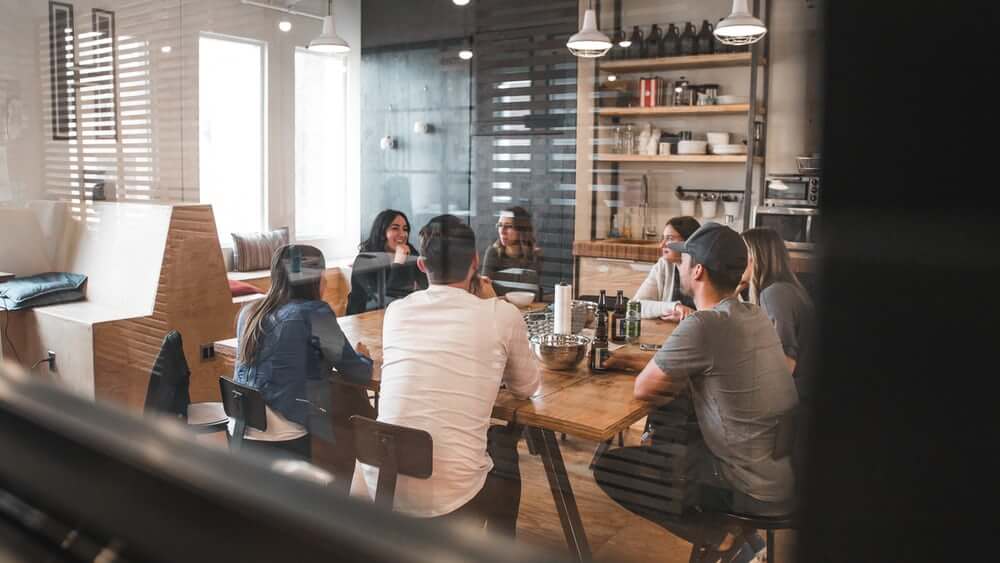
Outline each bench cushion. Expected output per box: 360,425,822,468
229,279,264,297
0,272,87,311
231,227,289,272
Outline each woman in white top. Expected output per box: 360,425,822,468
632,216,701,320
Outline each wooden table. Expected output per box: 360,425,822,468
0,272,13,283
215,305,675,561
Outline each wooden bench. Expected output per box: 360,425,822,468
0,201,235,410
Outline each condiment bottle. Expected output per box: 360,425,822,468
591,290,610,371
611,290,627,343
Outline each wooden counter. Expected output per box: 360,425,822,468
572,239,660,263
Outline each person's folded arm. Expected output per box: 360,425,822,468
310,307,372,385
501,304,541,399
635,315,709,404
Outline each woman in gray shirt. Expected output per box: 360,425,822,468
741,227,816,400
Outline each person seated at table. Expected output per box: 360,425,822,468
347,209,428,315
363,214,540,534
481,206,542,297
234,244,374,462
740,227,816,402
633,216,701,321
595,223,799,563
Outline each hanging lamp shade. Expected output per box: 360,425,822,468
309,2,350,53
714,0,767,46
567,9,612,58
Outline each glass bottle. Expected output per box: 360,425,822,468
591,290,610,371
671,76,691,107
661,23,679,57
611,290,627,343
644,24,662,59
697,20,715,55
625,300,642,343
622,123,636,154
627,26,644,59
679,22,698,56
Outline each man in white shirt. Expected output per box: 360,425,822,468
361,214,540,535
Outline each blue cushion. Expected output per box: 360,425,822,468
0,272,88,311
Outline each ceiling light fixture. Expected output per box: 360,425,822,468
160,45,172,54
309,0,350,53
453,0,471,6
459,49,473,60
714,0,767,46
278,20,292,32
567,2,611,58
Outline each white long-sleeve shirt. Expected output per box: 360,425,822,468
632,257,684,319
362,284,540,517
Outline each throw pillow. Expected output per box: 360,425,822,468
228,279,264,297
231,227,289,272
0,272,88,311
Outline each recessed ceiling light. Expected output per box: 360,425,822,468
278,20,292,32
453,0,471,6
459,49,473,60
160,45,172,54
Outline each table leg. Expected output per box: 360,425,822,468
527,427,593,562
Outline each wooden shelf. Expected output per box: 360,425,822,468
595,154,758,164
599,52,764,73
596,104,753,117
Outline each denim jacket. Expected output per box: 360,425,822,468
234,300,372,428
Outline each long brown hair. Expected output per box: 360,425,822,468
741,227,805,304
494,206,539,259
237,244,325,365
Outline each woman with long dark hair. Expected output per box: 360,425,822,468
234,244,373,461
481,206,543,296
632,215,701,320
347,209,429,315
741,227,816,399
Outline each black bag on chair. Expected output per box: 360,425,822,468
144,330,192,419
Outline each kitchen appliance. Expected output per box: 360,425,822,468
752,206,819,251
796,153,821,173
764,173,821,207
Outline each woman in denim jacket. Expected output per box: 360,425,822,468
234,244,372,461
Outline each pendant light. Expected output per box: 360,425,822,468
567,1,611,58
714,0,767,46
309,0,350,53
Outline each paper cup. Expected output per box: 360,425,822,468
658,142,672,155
680,199,696,216
723,201,741,217
700,200,717,217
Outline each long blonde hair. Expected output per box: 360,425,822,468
237,244,324,365
742,228,806,304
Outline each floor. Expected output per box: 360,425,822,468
512,421,798,563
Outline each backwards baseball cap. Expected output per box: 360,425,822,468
666,222,747,276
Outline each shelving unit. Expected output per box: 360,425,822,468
582,1,772,238
596,154,757,164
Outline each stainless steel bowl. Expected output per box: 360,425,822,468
530,334,591,371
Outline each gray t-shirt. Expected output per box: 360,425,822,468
760,281,816,400
654,297,799,503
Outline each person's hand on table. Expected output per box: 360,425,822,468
603,347,653,373
474,276,497,299
661,303,695,323
355,342,371,359
393,244,410,265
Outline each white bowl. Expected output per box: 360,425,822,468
706,132,730,146
710,143,747,155
716,95,747,105
677,140,708,155
506,291,536,307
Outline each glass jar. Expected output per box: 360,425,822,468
622,124,637,154
671,76,691,107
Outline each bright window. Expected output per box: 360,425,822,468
199,33,266,241
294,48,347,239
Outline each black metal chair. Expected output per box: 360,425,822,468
144,330,227,433
350,415,432,510
688,408,799,563
219,376,268,452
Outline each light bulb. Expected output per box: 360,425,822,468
459,49,473,60
160,45,172,54
453,0,471,5
608,75,617,82
278,20,292,32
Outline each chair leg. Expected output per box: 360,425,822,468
524,427,538,455
767,529,775,563
588,438,613,470
560,432,567,442
618,430,625,447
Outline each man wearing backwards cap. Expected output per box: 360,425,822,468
595,222,799,562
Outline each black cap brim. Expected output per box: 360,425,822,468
666,241,688,253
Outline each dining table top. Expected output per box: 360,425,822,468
214,301,677,442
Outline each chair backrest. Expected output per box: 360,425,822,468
772,407,799,460
219,377,268,449
144,330,191,418
350,415,432,509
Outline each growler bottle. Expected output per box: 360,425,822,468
643,24,662,59
626,26,644,59
661,23,680,57
696,20,715,55
679,21,697,56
